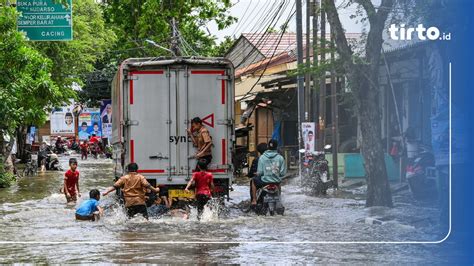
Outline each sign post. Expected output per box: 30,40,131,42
17,0,73,41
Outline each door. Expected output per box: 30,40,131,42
127,67,231,182
127,70,171,176
183,69,230,178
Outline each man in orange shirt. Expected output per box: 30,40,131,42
187,117,213,170
103,163,159,219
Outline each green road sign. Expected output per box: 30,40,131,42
17,0,73,41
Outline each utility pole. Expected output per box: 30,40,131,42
330,31,339,188
170,18,180,56
296,0,305,175
318,2,326,150
312,0,319,137
304,0,311,122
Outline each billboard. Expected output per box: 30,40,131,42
78,108,101,140
302,122,316,152
50,100,75,135
100,100,112,141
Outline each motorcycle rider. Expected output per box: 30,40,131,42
250,139,286,207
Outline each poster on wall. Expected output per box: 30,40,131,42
100,100,112,142
78,108,101,140
50,99,75,135
302,122,316,152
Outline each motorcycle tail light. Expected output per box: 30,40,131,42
266,184,278,191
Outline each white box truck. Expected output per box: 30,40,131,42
111,57,234,199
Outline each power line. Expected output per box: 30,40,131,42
238,2,297,102
230,0,253,37
233,0,289,69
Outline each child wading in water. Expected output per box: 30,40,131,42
63,158,81,203
80,140,89,160
75,189,103,221
185,159,214,220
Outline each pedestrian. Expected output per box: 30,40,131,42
63,158,81,204
250,139,286,207
102,163,160,219
80,140,89,160
75,189,104,221
187,117,213,170
185,159,214,220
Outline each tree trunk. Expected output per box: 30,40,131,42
16,126,27,162
321,0,395,207
352,69,393,207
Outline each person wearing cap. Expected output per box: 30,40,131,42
250,139,286,206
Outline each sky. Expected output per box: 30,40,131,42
207,0,365,43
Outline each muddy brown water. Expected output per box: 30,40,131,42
0,155,457,263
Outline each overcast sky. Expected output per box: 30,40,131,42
208,0,365,43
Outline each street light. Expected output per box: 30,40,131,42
145,39,176,56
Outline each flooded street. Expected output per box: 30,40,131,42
0,155,455,263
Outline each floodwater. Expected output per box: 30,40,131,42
0,155,457,263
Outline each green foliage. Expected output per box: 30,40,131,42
78,0,236,105
33,0,117,89
101,0,236,58
210,36,235,57
0,7,71,133
0,159,15,188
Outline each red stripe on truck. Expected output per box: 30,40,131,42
221,79,225,104
130,139,135,162
130,70,164,75
191,70,224,75
222,139,226,165
129,80,134,105
190,70,226,105
137,169,165,173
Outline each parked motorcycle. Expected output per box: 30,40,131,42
406,145,437,200
299,145,334,196
255,183,285,216
39,147,62,171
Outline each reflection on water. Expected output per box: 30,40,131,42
0,155,455,263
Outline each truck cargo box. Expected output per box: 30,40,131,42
111,57,234,196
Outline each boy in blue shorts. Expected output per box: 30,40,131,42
75,189,103,221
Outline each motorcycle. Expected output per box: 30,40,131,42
406,145,437,200
69,141,80,153
53,142,67,154
39,147,62,171
255,183,285,216
299,145,334,196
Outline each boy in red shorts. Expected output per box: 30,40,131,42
185,159,214,220
63,158,81,203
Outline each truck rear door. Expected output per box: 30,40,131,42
126,66,232,184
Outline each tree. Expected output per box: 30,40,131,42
101,0,236,58
211,36,235,57
322,0,397,207
76,0,236,106
33,0,116,90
